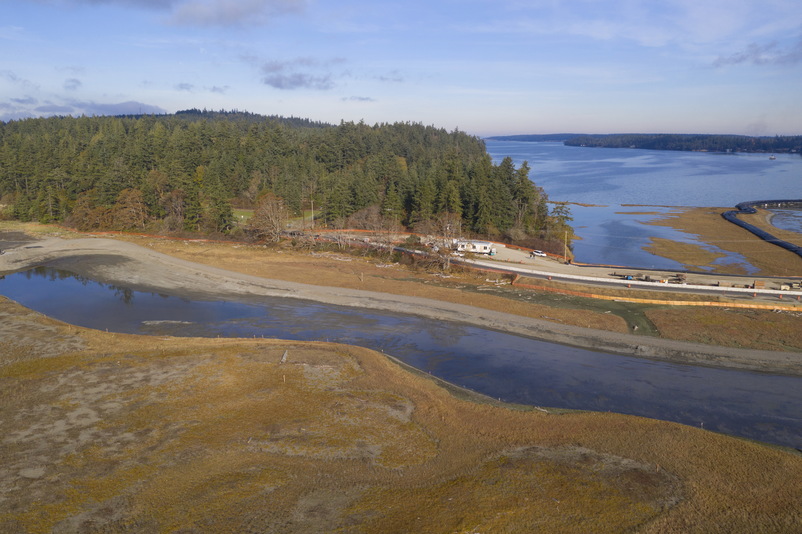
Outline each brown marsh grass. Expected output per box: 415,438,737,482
111,229,802,351
5,220,802,351
1,296,801,533
646,207,802,277
645,306,802,351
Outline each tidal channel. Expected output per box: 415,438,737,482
2,267,801,449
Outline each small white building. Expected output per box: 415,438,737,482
454,240,497,255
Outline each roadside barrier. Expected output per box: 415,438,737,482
510,275,801,311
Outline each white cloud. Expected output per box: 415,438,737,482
36,0,307,27
250,56,346,90
713,36,802,67
11,96,38,105
169,0,307,27
63,78,82,90
377,70,403,83
8,0,802,133
1,70,40,91
463,0,802,50
262,71,333,90
36,0,176,10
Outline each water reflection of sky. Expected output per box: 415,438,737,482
485,140,802,268
568,205,757,272
570,206,683,268
769,209,802,233
486,141,801,207
1,267,800,449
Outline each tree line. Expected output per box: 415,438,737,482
563,133,802,153
0,110,571,250
489,133,802,154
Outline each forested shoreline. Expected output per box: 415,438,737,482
490,133,802,154
0,110,571,251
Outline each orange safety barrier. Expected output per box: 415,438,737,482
511,279,802,311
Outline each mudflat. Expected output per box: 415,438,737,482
2,226,802,533
1,229,799,376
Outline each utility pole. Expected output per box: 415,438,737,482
563,230,568,263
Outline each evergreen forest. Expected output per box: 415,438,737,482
0,110,570,249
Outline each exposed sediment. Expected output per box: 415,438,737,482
1,234,799,376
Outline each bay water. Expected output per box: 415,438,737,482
485,140,802,268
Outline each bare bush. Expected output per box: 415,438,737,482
249,193,289,242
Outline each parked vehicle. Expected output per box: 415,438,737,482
454,240,497,255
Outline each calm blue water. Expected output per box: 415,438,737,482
770,209,802,233
2,267,801,449
485,140,802,206
485,140,802,268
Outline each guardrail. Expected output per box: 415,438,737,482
468,257,802,295
510,275,802,311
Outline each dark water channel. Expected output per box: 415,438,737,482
2,267,801,449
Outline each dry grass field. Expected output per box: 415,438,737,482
640,207,802,349
3,219,802,353
1,296,801,533
120,231,802,352
1,220,802,531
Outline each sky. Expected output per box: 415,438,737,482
1,0,801,136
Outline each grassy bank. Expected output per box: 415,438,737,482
115,233,802,351
3,220,802,351
1,296,800,532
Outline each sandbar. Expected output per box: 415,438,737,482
1,233,799,376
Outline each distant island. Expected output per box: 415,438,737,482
487,133,802,154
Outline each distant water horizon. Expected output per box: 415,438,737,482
485,140,802,268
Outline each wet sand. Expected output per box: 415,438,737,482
1,233,800,376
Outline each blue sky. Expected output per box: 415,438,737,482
2,0,801,136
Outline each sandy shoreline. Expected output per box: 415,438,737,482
1,233,800,376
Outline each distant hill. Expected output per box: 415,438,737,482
564,134,802,154
172,108,332,128
110,108,333,129
487,133,802,154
